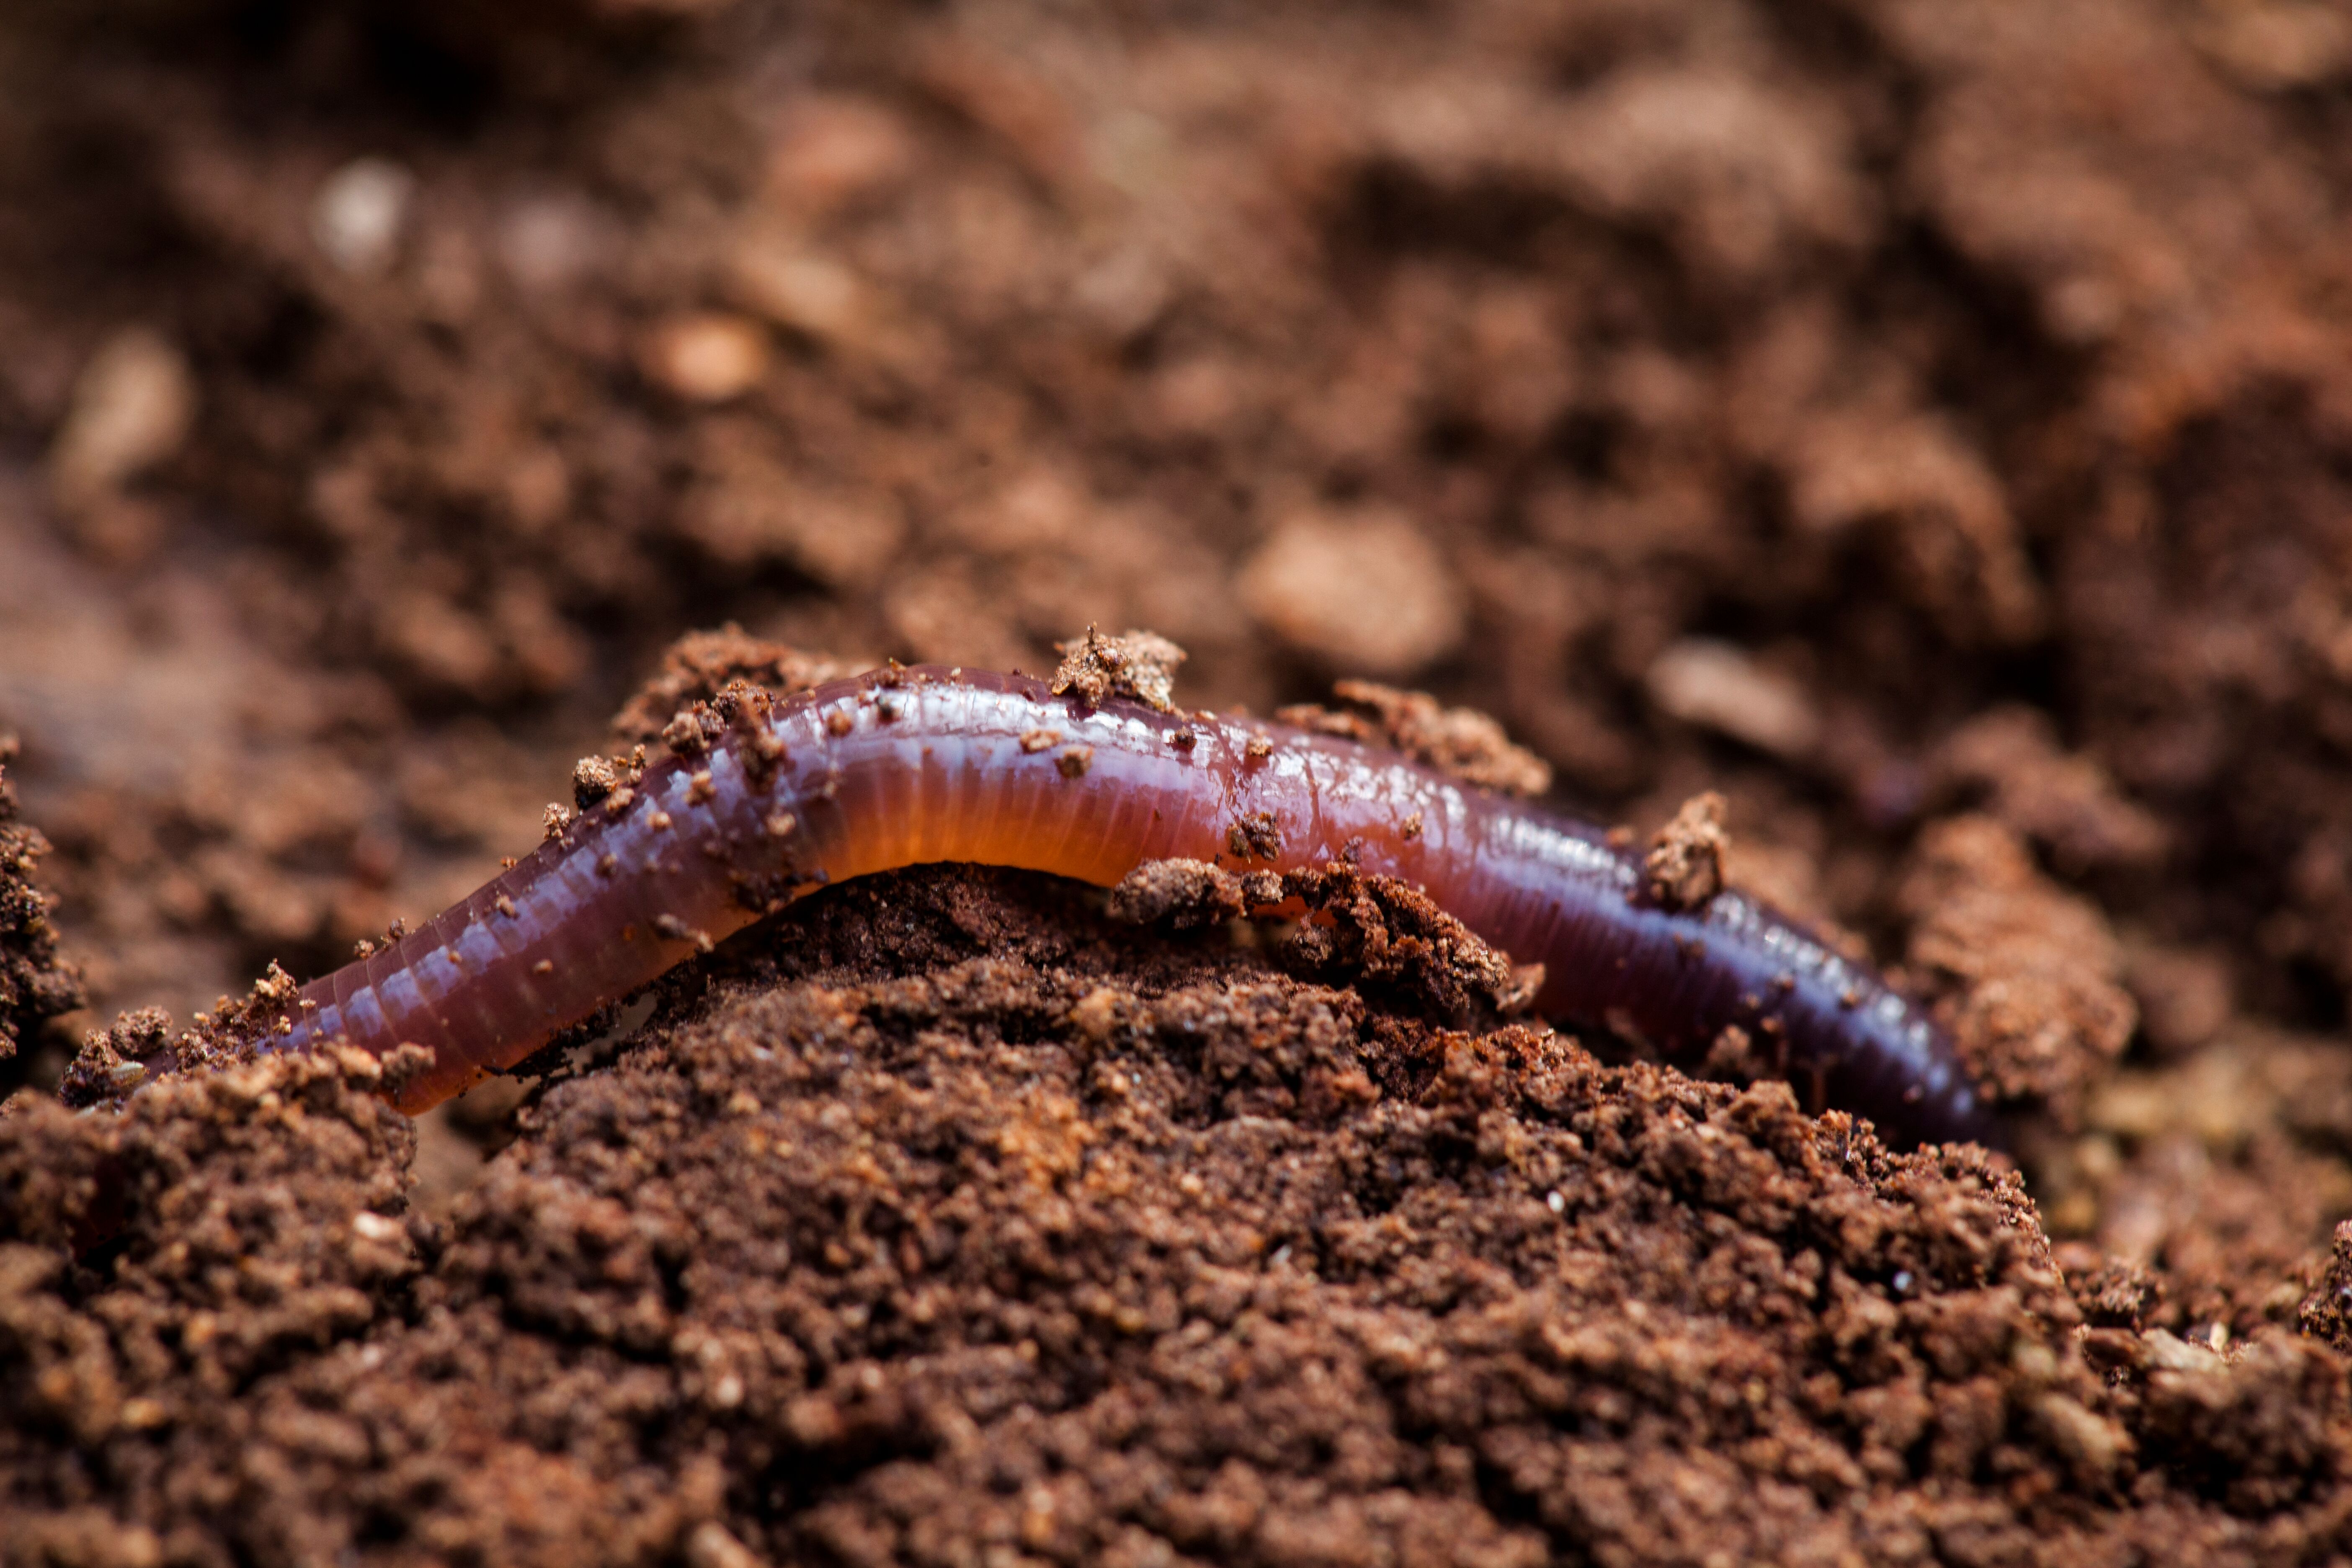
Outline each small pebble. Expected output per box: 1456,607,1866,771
49,327,196,502
727,240,869,345
685,1520,763,1568
640,313,771,403
1645,639,1821,759
311,157,415,275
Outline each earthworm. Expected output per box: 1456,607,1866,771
253,665,1998,1148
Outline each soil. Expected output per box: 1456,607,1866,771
0,736,85,1068
8,0,2352,1561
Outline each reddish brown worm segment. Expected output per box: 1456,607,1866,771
256,666,1998,1148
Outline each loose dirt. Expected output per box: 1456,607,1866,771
8,0,2352,1561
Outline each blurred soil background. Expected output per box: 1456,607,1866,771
13,0,2352,1562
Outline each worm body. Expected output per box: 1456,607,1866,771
263,667,1997,1147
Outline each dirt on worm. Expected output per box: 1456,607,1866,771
10,0,2352,1561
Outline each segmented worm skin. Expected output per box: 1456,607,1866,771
263,666,1999,1148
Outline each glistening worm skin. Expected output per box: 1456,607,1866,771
258,665,1999,1148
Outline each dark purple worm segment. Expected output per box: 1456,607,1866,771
260,665,1999,1148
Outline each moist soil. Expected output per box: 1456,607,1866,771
9,2,2352,1563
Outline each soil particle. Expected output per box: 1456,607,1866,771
1644,640,1823,763
1226,810,1283,864
1111,858,1537,1032
662,709,715,760
52,1003,175,1110
46,327,196,565
1048,627,1187,714
1106,858,1250,930
1275,681,1553,799
1269,863,1540,1024
637,312,772,405
606,626,852,751
570,754,623,809
1641,790,1730,913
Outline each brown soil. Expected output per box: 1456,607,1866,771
8,0,2352,1561
0,738,85,1068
